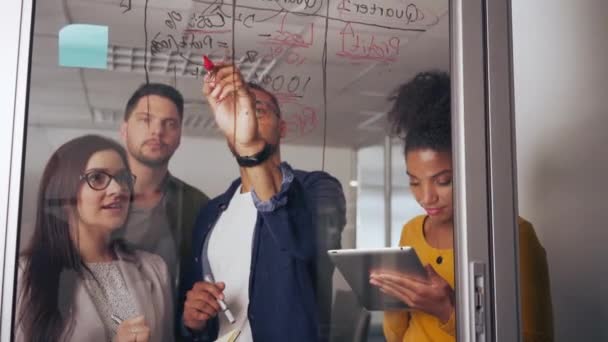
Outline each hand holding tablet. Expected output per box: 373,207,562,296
328,247,427,310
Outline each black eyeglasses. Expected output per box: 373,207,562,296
80,169,136,191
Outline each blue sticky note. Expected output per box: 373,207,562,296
58,24,108,69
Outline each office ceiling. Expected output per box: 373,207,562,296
28,0,449,148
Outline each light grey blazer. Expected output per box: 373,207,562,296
14,248,174,342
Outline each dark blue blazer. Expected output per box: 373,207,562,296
178,170,323,342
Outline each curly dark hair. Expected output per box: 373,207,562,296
387,70,451,154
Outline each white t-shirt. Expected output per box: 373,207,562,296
208,185,257,341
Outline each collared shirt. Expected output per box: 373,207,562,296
250,162,294,212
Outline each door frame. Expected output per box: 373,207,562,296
452,0,521,340
0,0,33,340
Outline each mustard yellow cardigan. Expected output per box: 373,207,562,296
383,216,554,342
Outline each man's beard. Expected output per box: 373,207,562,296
129,146,172,167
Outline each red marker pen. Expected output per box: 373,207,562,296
203,55,220,101
203,55,215,71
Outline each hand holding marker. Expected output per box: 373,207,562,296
201,58,237,326
204,275,236,324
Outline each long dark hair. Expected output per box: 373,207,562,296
19,135,131,342
388,70,451,154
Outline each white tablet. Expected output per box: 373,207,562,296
328,247,426,311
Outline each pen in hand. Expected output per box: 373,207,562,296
204,275,236,324
111,314,123,325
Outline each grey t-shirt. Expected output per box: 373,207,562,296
117,193,178,282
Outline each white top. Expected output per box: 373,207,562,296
208,185,257,342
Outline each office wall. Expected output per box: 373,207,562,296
512,0,608,340
18,126,356,250
355,144,424,249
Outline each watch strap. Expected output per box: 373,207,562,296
235,143,275,167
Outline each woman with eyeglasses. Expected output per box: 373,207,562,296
369,71,553,342
14,135,174,342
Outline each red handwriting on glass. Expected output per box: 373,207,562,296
263,45,307,66
262,12,314,48
284,105,318,139
274,95,318,139
337,23,401,63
